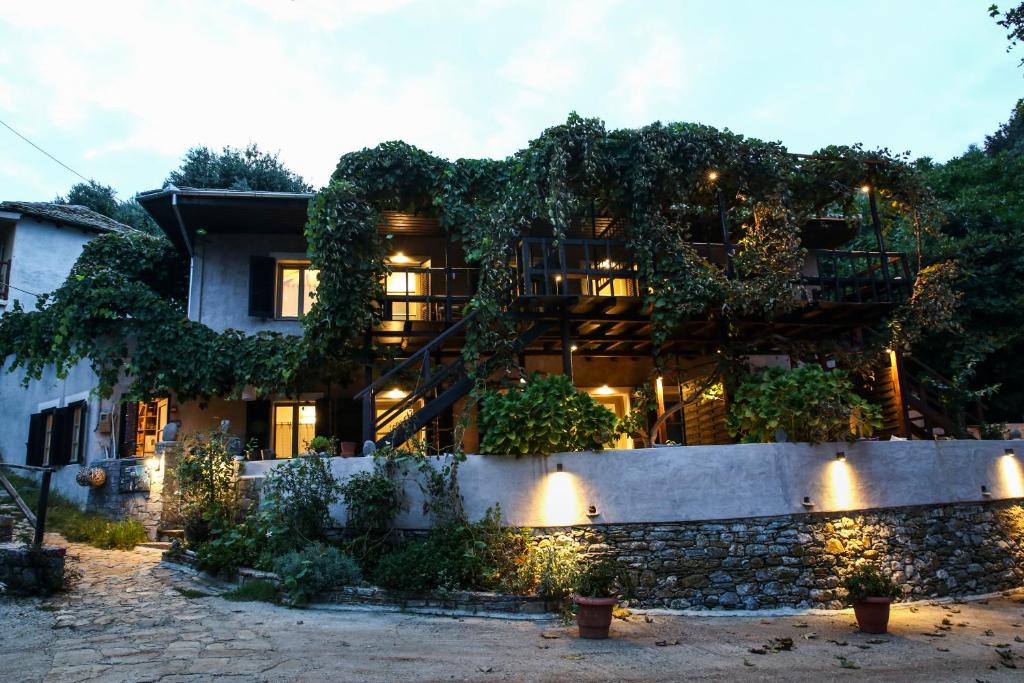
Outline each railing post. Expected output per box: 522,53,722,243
34,468,51,546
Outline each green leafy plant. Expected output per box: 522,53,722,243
223,579,280,603
174,431,238,533
262,455,340,542
726,365,883,444
339,468,403,536
304,435,336,455
532,535,584,601
842,564,901,604
479,374,618,455
195,510,288,575
575,558,623,599
272,543,362,606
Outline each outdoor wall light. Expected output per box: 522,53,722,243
556,463,563,472
586,505,600,518
707,170,719,182
981,485,991,497
1006,448,1016,456
860,184,871,194
835,451,847,462
570,345,578,352
801,496,814,509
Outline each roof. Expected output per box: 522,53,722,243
136,185,313,255
0,201,133,234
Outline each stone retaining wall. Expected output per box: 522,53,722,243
548,500,1024,610
85,458,166,540
0,543,65,595
318,586,553,615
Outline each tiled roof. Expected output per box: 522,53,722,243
0,201,133,233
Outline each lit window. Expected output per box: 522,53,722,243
273,403,317,458
278,264,319,318
384,255,429,320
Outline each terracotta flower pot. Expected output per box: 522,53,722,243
574,595,618,639
339,442,357,457
853,597,893,634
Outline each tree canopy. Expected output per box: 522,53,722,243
55,181,159,235
166,143,311,192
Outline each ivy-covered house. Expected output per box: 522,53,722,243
127,120,955,460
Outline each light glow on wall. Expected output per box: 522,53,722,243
1000,454,1024,498
825,460,860,510
539,470,583,526
593,385,614,395
389,252,411,264
383,388,409,400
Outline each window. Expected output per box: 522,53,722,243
277,263,319,318
42,412,54,466
384,254,429,320
272,402,317,458
70,403,84,464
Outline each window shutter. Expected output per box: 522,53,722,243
244,400,271,454
51,407,73,467
26,413,45,466
248,256,276,318
315,398,331,438
119,401,139,458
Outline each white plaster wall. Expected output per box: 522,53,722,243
239,440,1024,529
189,233,307,335
5,217,92,310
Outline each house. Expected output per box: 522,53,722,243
132,183,932,461
0,202,135,503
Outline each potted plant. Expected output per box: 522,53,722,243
304,436,336,457
573,558,622,639
843,564,901,634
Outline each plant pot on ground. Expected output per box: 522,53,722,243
573,558,622,639
843,564,901,634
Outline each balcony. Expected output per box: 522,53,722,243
380,264,478,324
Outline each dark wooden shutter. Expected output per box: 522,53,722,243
245,400,271,454
333,398,361,444
248,256,276,318
50,407,73,467
26,413,45,466
119,401,139,458
315,398,331,438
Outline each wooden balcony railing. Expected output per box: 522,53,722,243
382,266,478,323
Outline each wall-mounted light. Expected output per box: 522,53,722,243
570,345,578,352
707,170,719,182
383,388,408,400
801,496,815,509
556,463,563,473
1006,448,1016,457
594,385,614,395
860,184,871,194
835,451,847,462
389,252,411,264
981,485,991,497
586,505,600,518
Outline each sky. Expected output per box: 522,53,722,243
0,0,1020,202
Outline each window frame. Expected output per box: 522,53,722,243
276,261,319,320
42,410,54,467
69,401,86,465
271,401,317,458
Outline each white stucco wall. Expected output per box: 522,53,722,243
3,216,92,311
239,440,1024,529
188,233,306,335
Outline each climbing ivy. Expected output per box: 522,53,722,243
1,114,952,408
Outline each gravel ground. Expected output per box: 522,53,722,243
2,538,1024,682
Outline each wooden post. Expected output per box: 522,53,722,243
34,469,51,546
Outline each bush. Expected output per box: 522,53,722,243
479,374,618,455
272,543,361,606
372,525,479,592
339,468,402,535
726,365,883,444
843,564,901,604
575,558,622,598
223,579,279,603
532,535,583,601
174,431,237,530
262,456,340,542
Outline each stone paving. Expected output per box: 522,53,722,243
5,537,1024,681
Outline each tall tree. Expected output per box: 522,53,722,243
166,144,311,192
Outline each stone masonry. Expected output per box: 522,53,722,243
0,542,65,595
548,500,1024,610
84,458,165,540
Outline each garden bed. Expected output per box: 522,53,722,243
163,548,556,615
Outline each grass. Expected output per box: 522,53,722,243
174,587,212,599
222,579,279,603
3,471,148,550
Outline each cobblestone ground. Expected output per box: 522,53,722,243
5,537,1024,682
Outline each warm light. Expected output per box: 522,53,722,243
389,252,412,264
554,275,562,282
570,345,578,352
519,378,527,384
860,185,871,194
1006,448,1016,456
707,170,719,182
593,385,614,395
1000,455,1024,497
383,388,408,400
825,460,858,509
540,470,583,526
598,259,612,269
298,405,317,425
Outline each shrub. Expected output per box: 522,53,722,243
273,543,362,606
575,558,622,598
726,365,883,444
262,456,340,542
843,564,901,604
339,468,402,535
531,535,584,601
479,374,618,455
304,435,336,455
195,510,288,575
223,579,279,603
372,525,479,592
174,431,237,530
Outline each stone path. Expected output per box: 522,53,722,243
4,537,1024,681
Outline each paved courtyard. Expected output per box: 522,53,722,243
3,538,1024,682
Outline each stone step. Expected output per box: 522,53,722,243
158,528,185,541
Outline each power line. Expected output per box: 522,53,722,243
0,116,92,184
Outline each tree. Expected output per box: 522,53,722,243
166,144,311,192
56,181,160,235
991,3,1024,65
985,99,1024,155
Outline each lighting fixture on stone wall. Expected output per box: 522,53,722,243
981,485,991,497
1006,448,1016,456
556,463,563,472
586,505,600,518
835,451,846,462
801,496,814,509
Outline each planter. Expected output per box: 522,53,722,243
574,595,618,639
853,597,893,634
